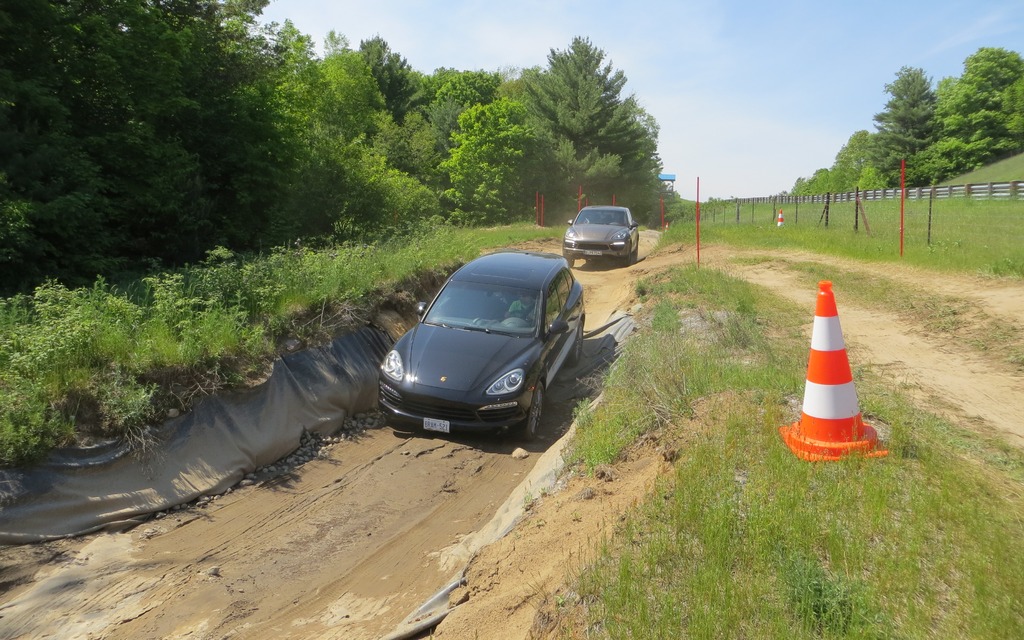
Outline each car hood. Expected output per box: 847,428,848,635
569,224,629,242
403,323,538,392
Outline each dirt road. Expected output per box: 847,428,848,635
1,233,1022,640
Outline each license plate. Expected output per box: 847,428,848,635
583,250,602,256
424,417,450,433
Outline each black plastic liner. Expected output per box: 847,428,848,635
0,327,392,544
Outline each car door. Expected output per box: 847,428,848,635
559,268,584,333
539,274,565,376
625,208,639,251
541,268,580,384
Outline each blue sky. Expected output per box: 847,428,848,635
258,0,1024,201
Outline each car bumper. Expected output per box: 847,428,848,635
562,240,631,260
378,378,531,433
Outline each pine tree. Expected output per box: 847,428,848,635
523,37,660,211
869,66,936,186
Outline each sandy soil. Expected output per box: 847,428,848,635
1,233,1021,640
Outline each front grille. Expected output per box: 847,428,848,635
380,382,519,423
401,398,477,421
575,242,611,251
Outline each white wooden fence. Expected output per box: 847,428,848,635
736,181,1023,205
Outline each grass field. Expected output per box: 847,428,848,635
943,151,1024,186
563,255,1024,639
696,196,1024,277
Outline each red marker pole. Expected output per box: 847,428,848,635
696,177,701,266
900,159,906,257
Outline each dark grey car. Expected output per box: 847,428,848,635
562,205,639,268
378,250,585,441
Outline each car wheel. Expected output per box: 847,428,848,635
630,242,638,264
566,321,583,367
517,382,545,441
566,256,576,268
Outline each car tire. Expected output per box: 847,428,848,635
630,242,639,264
516,382,545,441
566,257,576,269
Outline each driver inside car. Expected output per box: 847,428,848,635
505,291,537,321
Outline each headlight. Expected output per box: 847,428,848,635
382,350,404,381
612,229,629,240
564,228,578,240
486,368,525,395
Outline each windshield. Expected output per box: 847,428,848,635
424,281,540,336
575,209,626,226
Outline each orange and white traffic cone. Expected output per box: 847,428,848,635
776,209,785,227
779,281,887,461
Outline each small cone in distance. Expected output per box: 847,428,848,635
776,209,784,227
779,281,887,461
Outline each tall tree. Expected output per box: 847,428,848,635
435,70,501,108
372,111,442,186
792,168,833,196
318,47,386,141
154,0,288,263
832,130,875,192
426,96,464,156
924,47,1024,180
868,66,936,186
420,69,503,161
523,37,661,212
1,0,117,290
442,98,537,225
359,36,417,125
1005,75,1024,146
265,23,443,241
1,0,290,292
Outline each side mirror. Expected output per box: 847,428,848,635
567,219,575,225
548,318,569,335
416,301,427,317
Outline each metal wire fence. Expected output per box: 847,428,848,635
711,185,1021,245
694,183,1024,274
